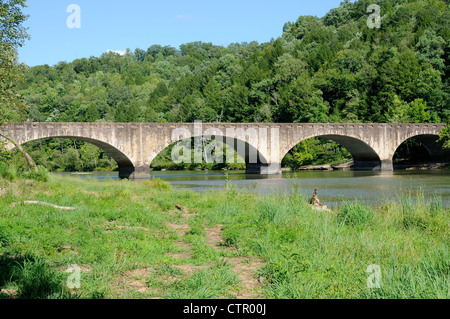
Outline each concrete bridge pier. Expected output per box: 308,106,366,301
380,159,394,171
118,164,150,179
131,165,151,179
246,163,282,175
118,165,134,179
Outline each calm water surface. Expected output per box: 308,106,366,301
60,169,450,208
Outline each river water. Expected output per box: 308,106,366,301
60,169,450,208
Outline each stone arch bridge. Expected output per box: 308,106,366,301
0,122,448,179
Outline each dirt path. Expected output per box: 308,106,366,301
111,205,265,298
204,225,265,299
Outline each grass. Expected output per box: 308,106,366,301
0,173,448,299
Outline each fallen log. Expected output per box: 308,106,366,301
18,201,76,211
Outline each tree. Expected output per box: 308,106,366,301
415,30,446,71
224,84,252,122
407,99,431,123
0,0,29,124
126,103,139,122
85,103,100,122
203,78,222,120
387,97,431,123
274,53,306,84
322,0,352,27
114,101,128,122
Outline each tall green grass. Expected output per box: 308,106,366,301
0,162,49,182
0,254,71,299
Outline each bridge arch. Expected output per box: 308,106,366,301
281,134,382,170
392,134,450,165
149,133,270,174
3,135,135,179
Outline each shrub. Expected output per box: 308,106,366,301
24,165,49,182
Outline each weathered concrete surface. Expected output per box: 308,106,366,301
0,122,447,179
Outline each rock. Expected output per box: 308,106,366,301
0,288,17,298
398,162,448,170
299,164,333,171
332,161,354,170
311,205,332,212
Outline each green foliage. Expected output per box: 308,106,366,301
23,165,49,182
415,30,446,71
387,97,432,123
0,161,48,182
438,125,450,149
0,161,17,181
0,0,29,123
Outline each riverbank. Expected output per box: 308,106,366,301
0,175,448,299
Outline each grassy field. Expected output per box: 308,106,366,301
0,173,448,299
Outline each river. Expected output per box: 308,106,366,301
58,169,450,208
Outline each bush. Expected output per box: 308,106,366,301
24,165,50,182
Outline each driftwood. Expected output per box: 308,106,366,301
0,133,39,173
17,201,76,211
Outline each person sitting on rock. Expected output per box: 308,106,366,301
309,188,322,207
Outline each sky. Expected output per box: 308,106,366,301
18,0,344,67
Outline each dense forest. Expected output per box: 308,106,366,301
2,0,450,172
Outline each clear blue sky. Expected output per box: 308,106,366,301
18,0,344,67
